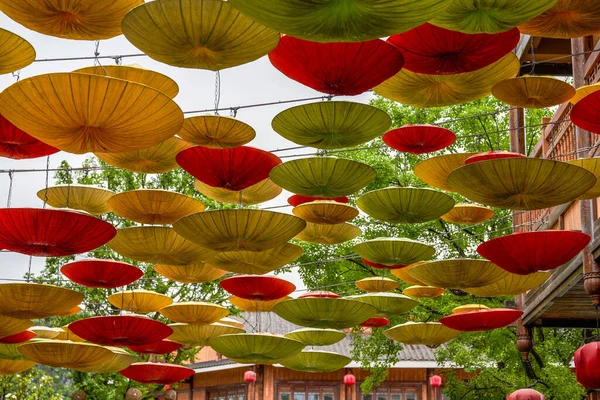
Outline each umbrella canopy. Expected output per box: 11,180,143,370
409,259,509,289
0,316,32,340
95,137,191,174
209,333,304,364
288,195,349,207
414,153,477,191
293,201,358,225
360,317,391,328
122,0,279,70
221,276,295,301
0,343,27,360
55,326,85,342
108,226,215,266
355,277,399,293
108,290,173,314
567,158,600,199
477,231,591,275
391,263,427,285
441,204,494,224
273,298,378,329
159,302,229,325
127,339,182,355
0,208,115,257
403,286,445,299
492,76,575,108
107,190,205,225
452,304,489,314
120,362,195,385
295,222,361,245
447,158,596,209
0,331,35,344
168,322,244,347
465,272,550,297
18,340,116,371
272,101,391,149
180,115,255,148
195,178,281,206
229,296,291,313
270,157,376,197
69,315,173,347
571,91,600,134
0,283,83,319
0,114,58,160
388,24,519,75
357,187,455,224
570,83,600,105
350,293,418,316
300,291,341,299
0,359,36,375
519,0,600,39
269,37,403,96
174,209,306,252
154,263,226,284
210,243,303,275
0,73,183,154
29,327,61,340
37,185,115,215
384,322,461,346
0,0,143,40
77,347,137,373
382,125,456,154
219,318,244,329
281,350,351,373
61,259,143,288
284,328,346,346
465,150,526,164
354,238,435,267
0,28,35,75
439,309,523,332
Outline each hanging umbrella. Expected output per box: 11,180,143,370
159,302,229,325
18,340,116,371
414,153,477,191
465,272,550,297
354,238,435,267
284,328,346,346
272,101,391,149
209,243,303,275
384,322,461,346
229,296,291,313
220,276,295,301
570,83,600,105
78,347,138,373
61,259,142,288
295,222,361,245
571,91,600,134
269,157,376,197
107,190,205,225
293,201,358,225
0,28,35,75
465,150,526,164
388,24,519,75
403,286,445,299
108,290,173,314
299,291,341,299
0,73,183,154
29,327,61,340
382,125,456,154
0,316,32,340
128,339,182,355
168,322,244,347
439,309,523,332
122,0,279,70
355,277,399,293
108,226,215,266
95,137,192,174
281,350,351,373
195,178,281,206
391,263,427,285
288,195,349,207
447,158,596,209
174,209,306,252
0,283,83,319
519,1,600,39
273,298,378,329
209,333,304,364
228,0,451,42
180,115,255,148
350,293,418,316
375,53,519,108
429,0,557,34
360,317,391,328
37,185,115,215
120,362,195,385
0,115,58,160
55,326,86,342
0,331,36,344
441,204,494,224
477,230,591,275
453,304,489,314
269,37,403,96
219,318,244,329
0,359,36,375
492,76,575,108
0,343,27,360
357,187,455,224
153,263,226,284
409,259,509,289
567,158,600,199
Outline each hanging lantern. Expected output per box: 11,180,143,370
180,115,255,148
409,259,509,289
209,333,305,364
128,339,182,355
429,375,442,387
0,115,58,160
391,263,427,285
492,76,576,108
351,293,418,317
18,340,116,371
382,125,456,154
403,286,445,299
281,350,351,373
37,185,115,215
195,178,281,206
567,158,600,199
344,374,356,386
414,153,477,192
0,28,35,75
465,272,550,297
273,298,378,329
288,196,349,207
108,290,173,314
354,238,435,268
359,317,391,328
355,277,399,293
293,201,359,225
570,83,600,105
295,222,361,245
571,91,600,134
285,328,346,347
519,0,600,39
229,296,290,313
61,259,142,288
0,283,83,319
574,342,600,389
508,389,546,400
441,204,494,225
439,309,523,332
220,276,295,301
0,316,32,339
209,243,303,275
244,370,257,383
154,263,226,284
159,302,229,325
384,322,461,346
272,101,391,149
168,322,244,347
388,24,519,75
0,330,36,344
126,388,143,400
120,362,195,385
464,150,526,164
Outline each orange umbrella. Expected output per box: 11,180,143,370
37,185,115,215
0,28,35,75
492,76,575,108
441,204,494,224
295,222,361,245
519,1,600,39
209,243,303,275
194,178,281,206
355,277,399,293
414,153,477,191
180,115,256,148
108,290,173,314
403,286,445,299
293,201,358,224
154,263,226,284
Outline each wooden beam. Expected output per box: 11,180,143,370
509,108,525,155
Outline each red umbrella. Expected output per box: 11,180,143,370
382,125,456,154
439,309,523,332
571,91,600,134
0,330,36,344
362,258,406,270
0,208,116,257
0,115,59,159
477,231,591,275
575,342,600,389
120,362,195,385
177,146,282,191
388,24,519,75
359,317,390,328
508,389,546,400
298,291,340,299
69,316,173,347
288,195,349,207
465,150,526,164
61,259,143,288
127,339,182,355
220,276,295,301
269,36,404,96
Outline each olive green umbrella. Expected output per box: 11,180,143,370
409,259,509,289
168,323,244,347
384,322,460,346
209,243,303,275
464,271,550,297
295,222,361,245
280,350,350,373
414,153,477,191
350,293,418,316
284,328,346,346
273,298,378,329
209,333,304,364
354,238,435,267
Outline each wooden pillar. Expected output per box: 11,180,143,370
263,365,274,400
509,107,526,155
193,389,207,400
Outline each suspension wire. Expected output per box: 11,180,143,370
92,40,108,75
214,71,221,115
6,171,13,208
42,156,50,208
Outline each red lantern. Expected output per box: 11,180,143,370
574,342,600,389
359,317,390,328
298,291,340,299
387,24,519,75
127,339,183,355
120,362,195,385
61,259,143,288
269,36,404,96
244,370,257,383
220,275,295,301
343,374,356,386
477,231,591,275
0,330,36,344
508,388,546,400
429,375,442,387
571,91,600,135
177,146,282,191
439,309,523,332
362,258,406,270
288,195,349,207
464,150,526,164
164,385,172,391
0,115,59,159
382,125,456,155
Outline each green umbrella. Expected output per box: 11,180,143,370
284,328,346,346
350,293,418,316
408,259,509,289
209,333,304,364
384,322,461,346
168,323,245,347
354,238,435,266
273,298,378,329
280,350,351,373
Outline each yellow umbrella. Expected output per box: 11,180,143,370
280,350,351,373
73,65,179,99
567,158,600,199
0,28,35,75
0,73,184,154
409,259,509,289
295,222,361,245
0,283,83,319
159,302,229,324
122,0,280,70
355,277,399,293
168,322,244,347
219,318,244,329
492,76,575,108
36,185,115,215
357,187,455,224
78,347,137,373
108,226,215,266
0,343,25,360
0,316,32,339
95,137,192,174
209,243,303,275
154,263,226,284
107,190,205,225
174,209,306,252
29,327,61,340
194,178,281,206
18,340,116,371
375,54,520,108
0,359,36,375
180,115,256,148
447,158,596,210
56,306,82,317
108,290,173,314
354,238,435,267
229,296,291,312
55,326,86,343
391,263,427,285
293,201,358,225
452,304,489,314
403,286,445,299
465,271,550,297
519,0,600,39
441,204,494,225
414,153,477,192
570,83,600,105
384,322,461,346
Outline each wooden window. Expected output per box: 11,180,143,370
361,386,420,400
278,385,338,400
208,386,246,400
